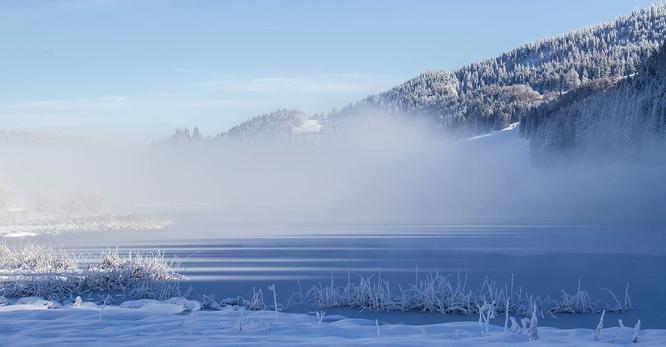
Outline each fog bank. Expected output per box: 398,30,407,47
1,117,665,231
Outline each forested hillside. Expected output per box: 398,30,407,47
521,44,666,160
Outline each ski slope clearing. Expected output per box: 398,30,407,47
466,122,520,142
0,298,663,346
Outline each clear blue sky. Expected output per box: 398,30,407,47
0,0,660,141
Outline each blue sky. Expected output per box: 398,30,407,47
0,0,660,141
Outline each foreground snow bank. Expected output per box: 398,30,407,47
0,298,663,346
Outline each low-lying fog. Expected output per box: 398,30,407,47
1,117,665,230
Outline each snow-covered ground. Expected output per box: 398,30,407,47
0,297,663,346
0,214,172,238
292,119,323,136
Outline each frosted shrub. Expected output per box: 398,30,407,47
0,243,77,272
86,249,180,295
0,244,182,301
557,278,592,313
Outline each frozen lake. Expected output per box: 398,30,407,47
26,216,666,329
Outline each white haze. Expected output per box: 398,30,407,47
1,116,665,233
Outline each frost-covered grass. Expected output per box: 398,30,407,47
0,243,182,301
0,244,632,320
305,272,631,317
0,243,77,272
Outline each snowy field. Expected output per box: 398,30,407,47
0,297,663,346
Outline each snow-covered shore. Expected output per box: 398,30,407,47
0,297,663,346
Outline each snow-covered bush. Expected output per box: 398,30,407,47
0,243,77,272
85,249,180,292
0,244,181,301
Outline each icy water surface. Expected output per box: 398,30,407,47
29,216,666,329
